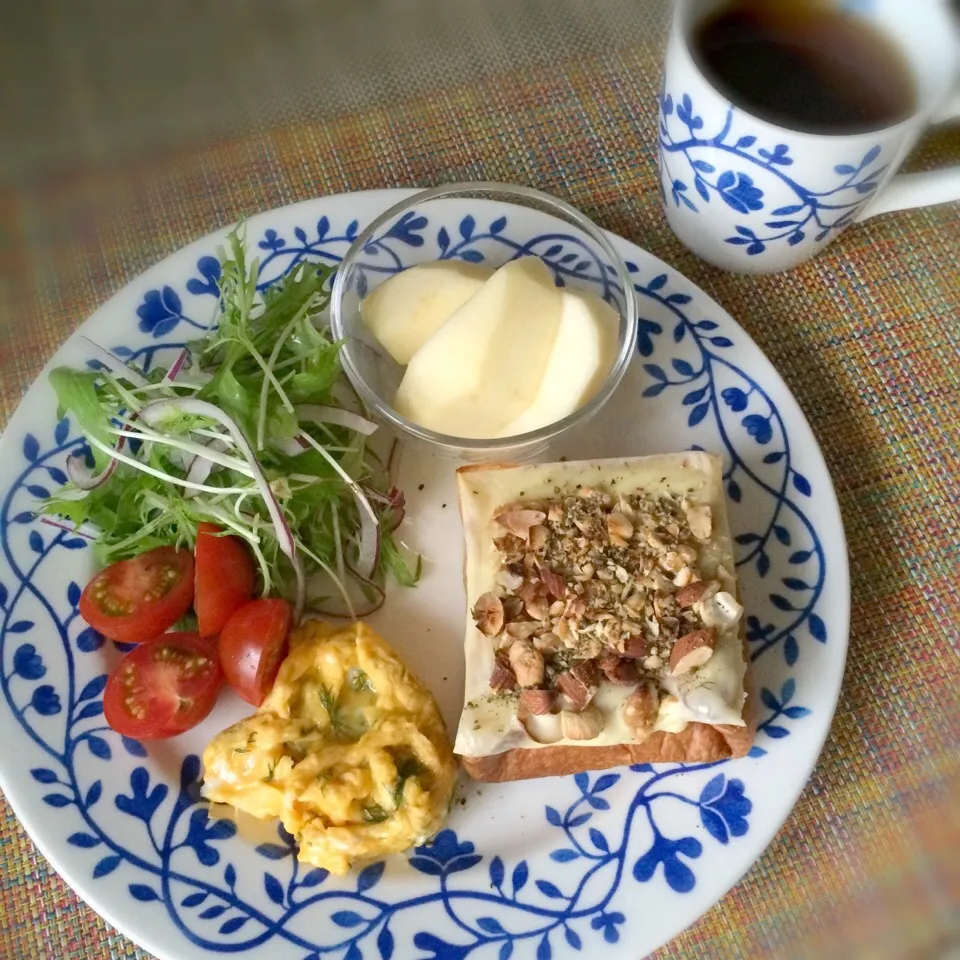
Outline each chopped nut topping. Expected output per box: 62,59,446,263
495,509,546,540
502,595,524,621
533,632,565,654
519,688,555,716
490,654,517,692
683,500,713,541
529,524,549,551
538,563,567,600
505,621,541,641
560,704,604,740
669,628,717,675
676,581,708,608
606,512,634,546
619,634,650,659
479,484,716,701
472,593,504,637
522,710,563,744
623,680,659,742
508,640,545,688
598,653,639,685
556,659,598,712
525,592,550,621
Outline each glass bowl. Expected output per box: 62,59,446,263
329,182,638,462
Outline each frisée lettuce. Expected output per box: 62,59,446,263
43,229,418,620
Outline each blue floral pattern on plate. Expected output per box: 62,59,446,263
0,200,839,959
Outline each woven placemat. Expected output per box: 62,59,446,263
2,2,959,958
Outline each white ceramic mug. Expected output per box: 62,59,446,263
658,0,960,274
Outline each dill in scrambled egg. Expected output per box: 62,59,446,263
201,621,457,874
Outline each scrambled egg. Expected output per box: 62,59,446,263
202,621,457,874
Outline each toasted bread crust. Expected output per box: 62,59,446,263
462,714,753,781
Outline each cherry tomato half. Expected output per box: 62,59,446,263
195,523,256,637
219,598,292,706
103,632,222,739
79,546,194,643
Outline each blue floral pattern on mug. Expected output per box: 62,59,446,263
658,92,886,256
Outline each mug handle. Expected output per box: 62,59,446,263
856,88,960,220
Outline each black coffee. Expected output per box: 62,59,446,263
692,0,917,133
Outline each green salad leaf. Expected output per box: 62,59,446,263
42,227,419,617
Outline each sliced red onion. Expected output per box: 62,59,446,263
165,348,190,383
183,438,230,497
65,426,131,490
84,433,251,495
67,451,118,490
40,517,97,541
82,338,149,387
295,404,378,437
384,487,406,533
354,506,381,580
138,398,305,620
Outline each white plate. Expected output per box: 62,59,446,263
0,189,848,960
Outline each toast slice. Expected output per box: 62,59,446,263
454,452,754,782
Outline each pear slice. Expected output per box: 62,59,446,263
498,288,618,436
360,261,493,365
394,256,562,438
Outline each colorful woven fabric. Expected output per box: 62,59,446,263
2,2,959,958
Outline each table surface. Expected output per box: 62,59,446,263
2,2,959,958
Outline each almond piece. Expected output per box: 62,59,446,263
669,628,717,675
502,596,524,621
556,662,597,712
529,524,549,551
676,543,699,564
570,658,600,686
563,598,586,620
618,634,650,659
606,512,634,547
683,500,713,541
508,640,545,687
537,563,568,600
533,631,564,653
525,592,550,621
489,653,517,692
622,679,659,742
675,581,708,608
495,509,547,541
472,592,504,636
659,551,686,574
505,621,541,641
598,654,639,686
519,688,556,716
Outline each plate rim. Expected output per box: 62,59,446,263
0,187,851,960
